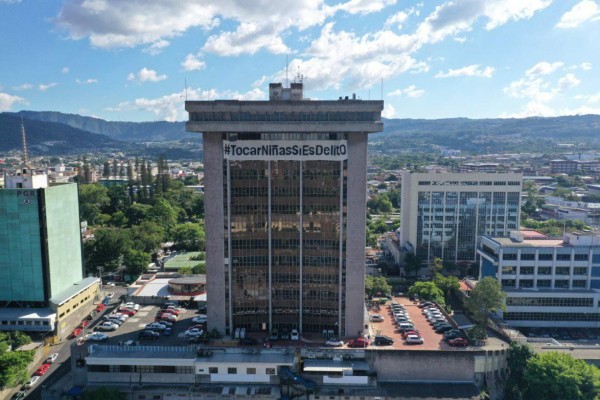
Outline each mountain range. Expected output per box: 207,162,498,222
1,111,600,157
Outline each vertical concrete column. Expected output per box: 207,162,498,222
345,133,368,337
203,134,227,334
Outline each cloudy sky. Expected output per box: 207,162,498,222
0,0,599,122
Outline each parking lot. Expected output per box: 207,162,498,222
367,296,468,350
85,303,205,346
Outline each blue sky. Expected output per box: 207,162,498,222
0,0,599,122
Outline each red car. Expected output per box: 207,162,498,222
347,337,369,348
34,363,51,376
156,314,177,322
159,308,180,316
448,338,469,347
69,328,82,339
401,330,420,339
118,308,136,316
95,303,105,312
78,320,89,329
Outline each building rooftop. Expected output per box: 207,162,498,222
0,308,56,320
491,238,565,247
49,277,99,306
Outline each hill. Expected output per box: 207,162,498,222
20,111,192,142
0,113,126,155
375,115,600,154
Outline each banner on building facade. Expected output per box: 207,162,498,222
223,140,348,161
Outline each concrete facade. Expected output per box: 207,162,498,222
186,83,383,337
401,172,522,264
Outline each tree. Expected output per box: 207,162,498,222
123,249,151,276
148,198,177,238
78,184,110,224
126,203,152,226
83,387,127,400
403,253,422,277
434,275,460,303
365,275,392,297
430,257,443,278
83,228,130,273
172,223,205,251
129,221,165,253
9,332,31,349
0,349,34,389
407,281,445,304
523,352,600,400
102,161,110,178
464,277,505,330
504,342,535,400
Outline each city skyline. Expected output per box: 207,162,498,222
0,0,599,122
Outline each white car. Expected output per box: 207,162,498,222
192,315,208,324
24,376,40,389
291,329,300,341
97,322,119,331
124,302,140,311
45,353,59,364
86,332,109,341
111,313,128,321
325,338,344,347
145,322,167,331
370,314,385,322
406,334,424,344
184,328,203,337
106,292,115,299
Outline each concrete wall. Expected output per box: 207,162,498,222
369,350,477,382
345,133,368,337
203,134,227,334
87,372,195,384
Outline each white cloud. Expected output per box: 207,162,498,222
127,67,167,83
504,62,585,117
76,78,98,85
39,83,58,91
107,87,266,121
0,0,22,3
203,22,290,56
12,83,33,91
142,39,170,55
435,64,494,78
580,62,593,70
556,0,600,29
526,61,564,76
385,11,409,29
453,36,467,43
181,54,206,71
0,92,26,111
335,0,397,15
62,67,70,74
388,85,424,98
382,103,396,118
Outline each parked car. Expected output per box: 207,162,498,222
123,302,140,310
270,329,280,341
95,303,105,312
105,317,124,325
189,335,209,344
86,332,109,342
69,328,82,339
192,315,208,324
86,311,96,320
78,320,90,329
370,314,385,322
374,335,394,346
239,337,259,345
97,322,119,331
145,322,167,331
106,292,115,299
448,337,469,347
117,308,136,316
291,329,300,341
160,308,181,316
405,335,424,345
23,376,40,389
45,353,59,364
138,330,160,340
325,338,344,347
418,301,433,308
184,328,204,337
444,330,465,340
163,327,172,336
401,330,420,339
280,329,290,340
11,391,26,400
34,363,51,376
435,324,454,333
348,337,369,348
154,319,173,327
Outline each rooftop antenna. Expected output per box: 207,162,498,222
285,55,289,87
20,113,29,165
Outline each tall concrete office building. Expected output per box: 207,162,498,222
186,83,383,336
401,172,522,264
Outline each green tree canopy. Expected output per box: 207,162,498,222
523,352,600,400
465,277,505,330
407,281,445,304
128,221,165,253
403,253,422,277
84,228,130,272
78,184,110,224
365,276,392,297
504,342,535,400
148,198,178,237
123,249,151,276
172,223,205,251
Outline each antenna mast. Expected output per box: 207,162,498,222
286,55,289,87
21,114,29,165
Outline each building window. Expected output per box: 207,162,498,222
555,267,570,276
520,253,535,261
247,368,256,374
519,280,534,288
228,367,237,374
537,280,551,288
574,267,588,275
503,253,517,261
502,266,516,274
519,267,534,275
538,267,552,275
209,367,218,374
574,254,589,261
538,253,553,261
572,280,587,288
502,279,516,288
556,254,571,261
555,280,569,288
266,368,276,375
